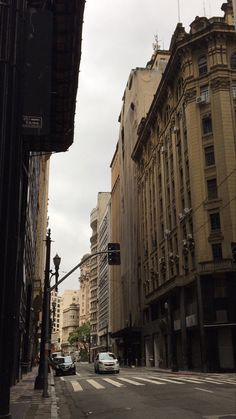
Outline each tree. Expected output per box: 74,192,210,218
68,322,91,360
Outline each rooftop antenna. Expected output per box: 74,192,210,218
203,0,206,17
152,34,161,52
178,0,181,22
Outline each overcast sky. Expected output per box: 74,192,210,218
48,0,224,294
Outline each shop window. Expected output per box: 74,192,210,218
207,178,218,200
198,55,208,76
212,243,222,260
210,212,221,231
230,52,236,69
202,114,212,135
204,145,215,166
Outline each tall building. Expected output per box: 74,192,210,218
51,291,62,351
89,192,111,360
131,0,236,371
97,201,111,351
79,254,91,325
111,51,170,365
0,1,85,416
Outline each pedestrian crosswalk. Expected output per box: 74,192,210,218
59,372,236,392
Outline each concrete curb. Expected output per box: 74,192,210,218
50,370,59,419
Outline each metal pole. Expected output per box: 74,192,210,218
42,230,51,397
34,230,51,392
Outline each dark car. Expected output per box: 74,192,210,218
55,356,76,376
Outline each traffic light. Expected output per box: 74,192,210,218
107,243,120,265
231,242,236,262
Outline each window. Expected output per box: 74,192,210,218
202,115,212,135
210,212,221,231
198,55,208,76
200,85,209,102
230,52,236,69
207,178,218,200
212,243,222,260
204,145,215,166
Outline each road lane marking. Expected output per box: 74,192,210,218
117,377,145,386
102,378,124,387
71,381,83,392
76,372,81,377
87,379,105,389
132,377,165,385
194,387,213,393
204,377,236,385
147,375,185,384
60,377,65,381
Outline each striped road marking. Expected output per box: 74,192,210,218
102,378,124,387
147,375,185,384
132,377,165,385
117,377,145,386
87,379,105,389
70,381,83,392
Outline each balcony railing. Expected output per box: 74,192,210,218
198,258,235,274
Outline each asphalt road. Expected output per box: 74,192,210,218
54,363,236,419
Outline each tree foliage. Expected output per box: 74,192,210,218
68,322,91,347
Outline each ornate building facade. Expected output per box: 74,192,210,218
132,1,236,371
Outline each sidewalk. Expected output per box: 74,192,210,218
10,367,59,419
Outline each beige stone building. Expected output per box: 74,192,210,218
51,291,62,351
79,254,91,326
131,1,236,371
89,192,111,360
110,52,170,365
59,289,80,353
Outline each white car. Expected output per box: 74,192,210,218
94,352,120,374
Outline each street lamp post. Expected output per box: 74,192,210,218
34,229,61,397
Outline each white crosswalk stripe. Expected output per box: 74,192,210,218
147,375,185,384
87,379,105,389
102,378,124,387
132,377,165,385
116,377,145,386
70,381,83,392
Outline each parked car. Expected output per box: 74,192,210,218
94,352,120,374
49,352,63,369
55,356,76,376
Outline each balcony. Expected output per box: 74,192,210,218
198,258,235,274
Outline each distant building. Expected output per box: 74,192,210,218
79,254,91,325
111,50,170,365
59,290,80,353
51,291,62,351
89,192,111,360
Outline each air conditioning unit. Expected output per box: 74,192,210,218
178,213,184,220
182,239,188,246
196,95,206,104
173,126,179,133
165,229,171,236
159,257,165,264
184,207,191,215
187,233,193,240
161,145,165,154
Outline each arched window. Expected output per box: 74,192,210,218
198,55,208,76
230,52,236,69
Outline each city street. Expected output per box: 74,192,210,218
54,363,236,419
